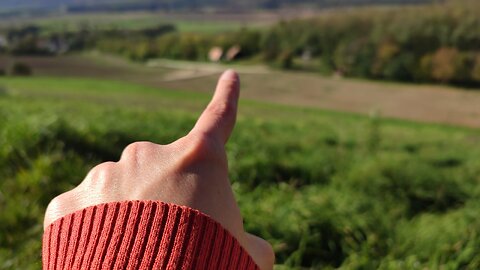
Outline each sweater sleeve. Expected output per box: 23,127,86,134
42,200,260,270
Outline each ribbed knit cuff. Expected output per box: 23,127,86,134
42,201,259,270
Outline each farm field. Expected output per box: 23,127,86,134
0,11,287,33
2,54,480,128
1,75,480,269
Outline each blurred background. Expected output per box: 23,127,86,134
1,0,480,269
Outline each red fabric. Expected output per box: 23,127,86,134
42,201,259,270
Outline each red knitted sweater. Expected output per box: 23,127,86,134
42,200,259,270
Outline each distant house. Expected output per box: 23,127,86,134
37,38,69,54
208,47,223,62
302,49,312,62
209,45,242,62
226,45,241,61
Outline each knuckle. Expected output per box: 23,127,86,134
121,141,157,164
92,161,117,175
87,161,117,185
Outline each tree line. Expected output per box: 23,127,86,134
1,1,479,86
95,2,480,86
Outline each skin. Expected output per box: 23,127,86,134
43,70,275,270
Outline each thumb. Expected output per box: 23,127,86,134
190,69,240,145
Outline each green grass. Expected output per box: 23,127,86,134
6,12,261,34
1,77,480,269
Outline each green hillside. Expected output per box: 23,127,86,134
1,76,480,269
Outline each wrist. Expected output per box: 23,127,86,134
43,200,260,270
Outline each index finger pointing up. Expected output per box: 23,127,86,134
191,69,240,145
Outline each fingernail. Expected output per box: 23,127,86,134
220,69,239,83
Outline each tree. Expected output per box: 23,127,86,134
431,47,459,83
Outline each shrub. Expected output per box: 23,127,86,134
231,29,262,59
417,54,433,81
471,54,480,83
382,53,416,81
430,48,476,84
126,41,155,61
9,62,33,76
371,40,400,78
261,30,282,61
333,38,375,77
431,48,460,83
277,50,294,69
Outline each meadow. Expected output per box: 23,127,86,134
1,76,480,269
0,11,273,34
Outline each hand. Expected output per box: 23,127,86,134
43,70,275,270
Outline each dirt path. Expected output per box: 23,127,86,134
147,59,480,128
2,55,480,128
146,59,270,82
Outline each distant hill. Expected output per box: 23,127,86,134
0,0,436,16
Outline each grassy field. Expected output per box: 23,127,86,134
2,54,480,128
2,76,480,269
0,12,274,34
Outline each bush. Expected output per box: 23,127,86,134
371,40,400,78
382,53,416,81
417,54,433,81
429,48,477,84
333,38,375,77
9,62,33,76
471,54,480,83
431,48,461,83
277,50,294,69
260,30,282,61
